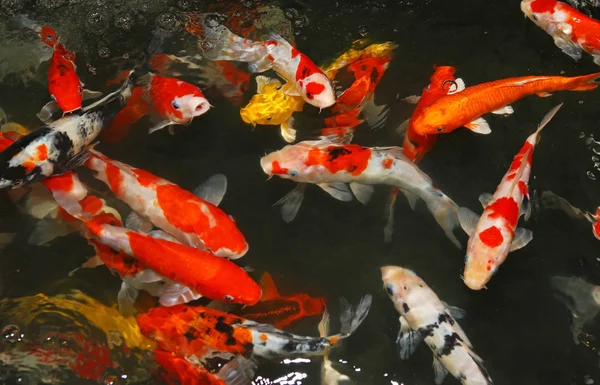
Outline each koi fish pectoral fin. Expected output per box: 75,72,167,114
383,187,399,244
54,150,93,175
349,182,374,205
29,218,74,246
280,117,297,143
217,356,259,385
458,206,480,237
478,193,492,208
159,283,203,307
464,117,491,134
509,227,533,252
248,55,273,73
401,189,419,210
125,211,153,233
491,105,514,115
593,55,600,66
275,183,306,223
37,101,60,124
117,281,139,317
553,34,582,61
68,254,104,276
82,89,103,100
148,120,173,134
396,316,422,360
433,357,449,385
193,173,228,206
521,198,532,222
441,301,467,320
317,182,354,202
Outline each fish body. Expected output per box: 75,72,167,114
0,81,132,190
412,72,599,135
47,41,82,114
104,73,210,141
137,295,371,360
521,0,600,65
85,151,248,258
382,266,493,385
260,141,461,247
200,14,335,108
458,105,561,290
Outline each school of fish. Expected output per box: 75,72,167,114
0,2,599,384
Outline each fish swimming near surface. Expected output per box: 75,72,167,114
457,104,562,290
521,0,600,65
382,266,494,385
535,190,600,240
84,150,248,259
198,13,335,109
411,71,599,136
260,140,462,248
0,71,136,190
103,71,210,142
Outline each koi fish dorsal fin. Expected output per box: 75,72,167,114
260,272,281,301
266,32,292,49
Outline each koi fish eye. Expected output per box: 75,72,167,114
436,127,444,132
289,170,299,177
266,116,272,121
532,14,538,21
171,100,180,110
224,295,234,301
385,284,395,296
78,85,84,94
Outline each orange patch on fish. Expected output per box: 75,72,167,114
43,173,74,192
105,162,124,196
36,144,48,161
22,160,37,172
271,161,289,175
306,145,371,176
487,197,519,226
381,158,393,169
517,181,529,196
479,226,504,248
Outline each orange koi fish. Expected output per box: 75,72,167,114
412,71,600,136
239,272,326,329
457,105,561,290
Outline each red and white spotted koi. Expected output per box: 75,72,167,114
84,150,248,259
199,14,335,109
260,140,462,248
457,104,562,290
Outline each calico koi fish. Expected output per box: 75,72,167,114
84,150,248,258
103,72,210,142
412,71,599,136
457,105,562,290
137,295,371,361
199,14,335,109
239,272,326,329
521,0,600,65
0,74,134,190
382,266,494,385
260,141,462,248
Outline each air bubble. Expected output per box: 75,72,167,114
204,14,222,28
156,12,182,31
98,46,110,58
587,171,596,180
86,11,107,34
114,14,132,31
358,24,368,37
242,0,253,8
177,0,190,10
3,325,22,343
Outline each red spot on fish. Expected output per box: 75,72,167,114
479,226,504,248
305,82,325,99
381,158,393,169
22,160,37,172
42,173,74,192
105,162,124,196
487,197,519,226
132,168,162,188
506,173,516,181
306,145,371,176
271,161,289,175
291,48,300,58
518,181,529,196
80,196,104,216
36,144,48,161
267,54,274,62
530,0,557,14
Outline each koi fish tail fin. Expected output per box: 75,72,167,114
199,13,266,63
568,71,600,91
383,187,400,244
551,276,600,345
424,188,462,249
339,294,372,337
28,219,74,246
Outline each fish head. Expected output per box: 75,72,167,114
204,263,262,305
240,89,292,126
411,107,450,135
462,240,505,291
300,73,336,109
260,142,320,182
39,26,58,47
520,0,561,33
381,266,425,311
150,76,211,126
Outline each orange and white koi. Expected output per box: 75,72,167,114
103,72,210,142
412,71,599,136
457,105,562,290
137,295,371,361
199,14,335,109
84,150,248,259
521,0,600,65
382,266,494,385
260,141,462,248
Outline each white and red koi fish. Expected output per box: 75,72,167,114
199,13,335,109
0,75,134,190
260,141,461,248
84,150,248,259
521,0,600,65
382,266,494,385
457,104,562,290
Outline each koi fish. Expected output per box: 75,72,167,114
103,72,210,142
137,295,371,361
84,150,248,258
457,105,562,290
318,308,356,385
36,26,102,124
240,76,304,142
239,272,326,329
521,0,600,65
0,73,135,190
412,72,599,136
551,276,600,344
153,349,228,385
536,190,600,240
260,141,462,248
382,266,494,385
199,13,335,109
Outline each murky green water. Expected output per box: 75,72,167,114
0,0,600,384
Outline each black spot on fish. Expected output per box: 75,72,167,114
417,322,439,338
438,312,454,326
214,317,234,335
184,330,195,342
224,336,237,346
281,340,297,352
402,303,410,313
439,333,462,356
457,373,467,381
369,67,379,84
327,147,351,161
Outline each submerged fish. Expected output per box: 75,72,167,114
382,266,494,385
521,0,600,65
412,71,599,136
536,190,600,240
458,105,561,290
260,141,462,248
